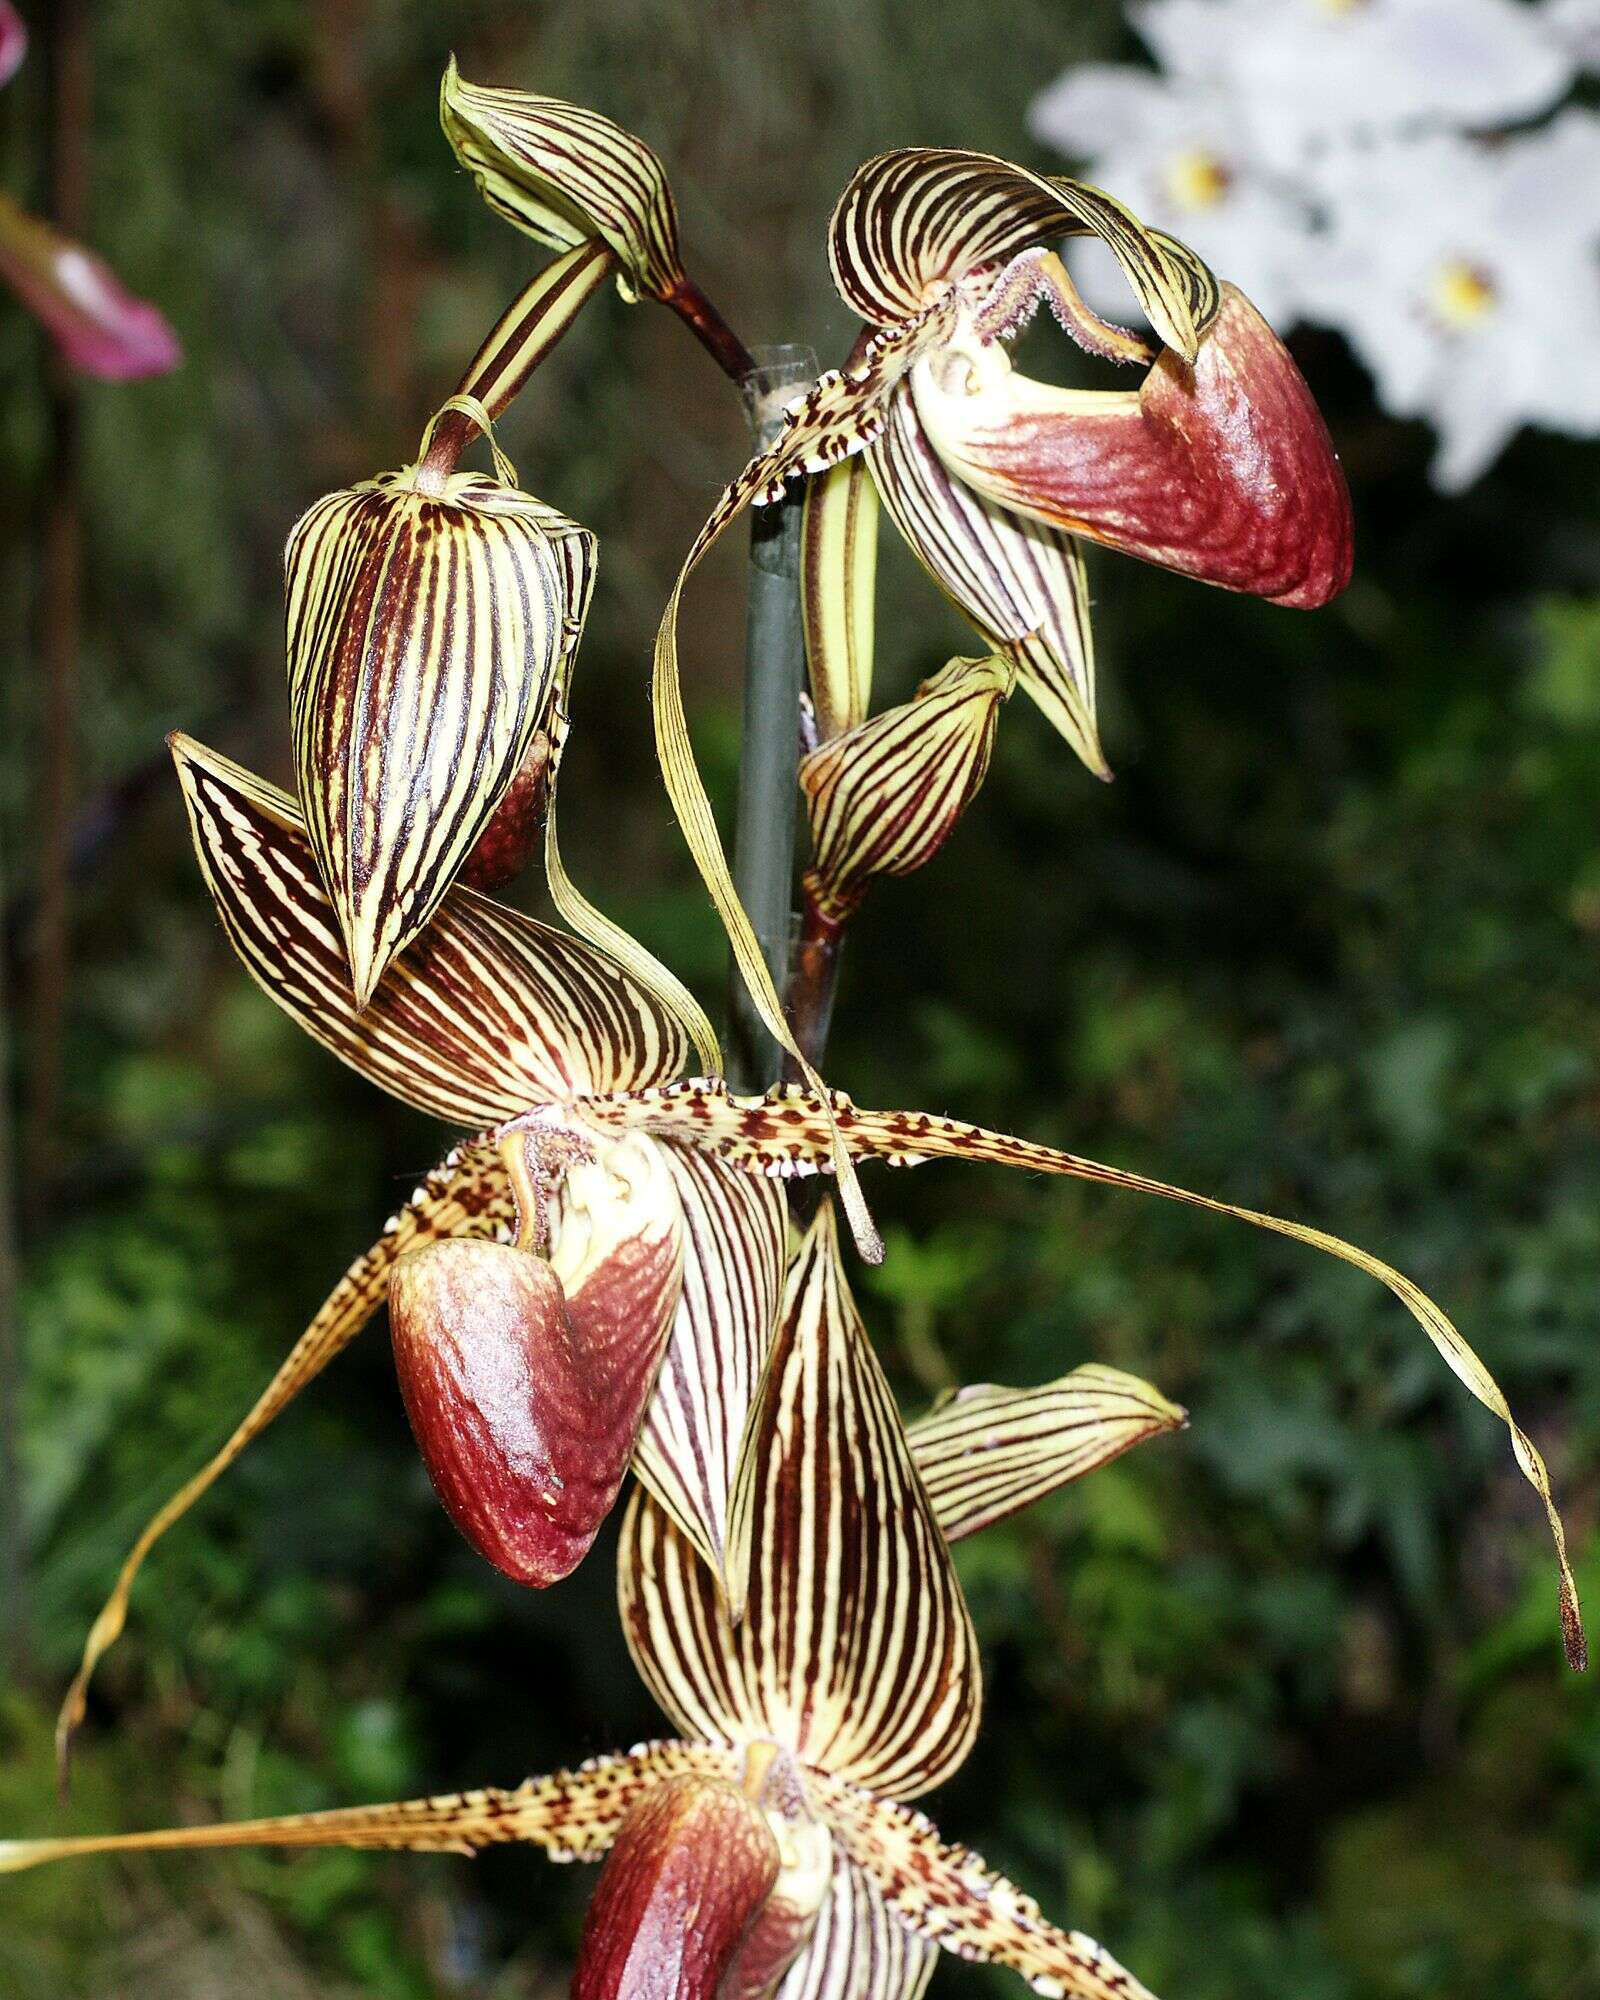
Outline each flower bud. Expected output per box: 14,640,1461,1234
388,1130,683,1586
440,59,685,306
284,427,589,1006
800,654,1011,922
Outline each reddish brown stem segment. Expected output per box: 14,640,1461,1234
784,884,848,1080
665,275,758,383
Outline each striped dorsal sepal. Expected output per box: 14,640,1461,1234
170,734,691,1126
283,414,585,1007
622,1202,980,1801
829,147,1218,356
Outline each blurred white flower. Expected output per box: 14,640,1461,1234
1133,0,1576,164
1542,0,1600,70
1027,64,1312,323
1295,114,1600,487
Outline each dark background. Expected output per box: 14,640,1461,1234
3,2,1599,1995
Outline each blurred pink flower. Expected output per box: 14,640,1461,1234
0,3,181,380
0,3,25,91
0,192,181,379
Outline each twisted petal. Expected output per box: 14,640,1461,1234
440,59,684,303
170,735,689,1124
813,1775,1156,2000
591,1081,1585,1670
801,456,879,741
0,189,181,381
867,382,1102,775
55,1141,513,1769
800,655,1012,922
0,1742,736,1876
633,1147,787,1588
284,463,578,1004
913,284,1355,610
392,1130,684,1587
777,1860,937,2000
621,1203,980,1799
829,148,1218,357
573,1775,781,2000
909,1365,1187,1544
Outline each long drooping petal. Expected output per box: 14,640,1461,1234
283,442,578,1005
392,1129,684,1587
908,1365,1187,1544
778,1860,937,2000
170,735,689,1122
54,1141,513,1767
572,1775,781,2000
801,456,879,742
440,59,685,305
621,1203,980,1800
0,190,181,381
828,148,1218,357
914,283,1354,610
800,655,1012,922
0,1743,736,1876
589,1080,1586,1670
813,1773,1157,2000
867,382,1102,775
632,1146,787,1588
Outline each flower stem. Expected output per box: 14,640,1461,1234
666,277,758,384
727,346,816,1091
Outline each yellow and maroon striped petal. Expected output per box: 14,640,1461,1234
0,1742,737,1877
591,1080,1585,1670
55,1140,513,1770
829,148,1218,358
909,1365,1187,1545
801,455,879,743
776,1859,937,2000
440,59,684,305
632,1146,787,1587
621,1203,980,1800
170,734,689,1124
572,1775,781,2000
912,283,1354,611
867,381,1103,776
284,449,579,1006
813,1774,1157,2000
800,655,1012,923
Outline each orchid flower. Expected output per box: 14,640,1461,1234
637,150,1353,1111
10,1200,1188,2000
0,4,180,381
52,733,1583,1766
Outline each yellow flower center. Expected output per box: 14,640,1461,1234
1163,146,1232,212
1313,0,1368,16
1431,260,1497,329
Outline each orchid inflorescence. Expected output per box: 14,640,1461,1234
2,56,1585,2000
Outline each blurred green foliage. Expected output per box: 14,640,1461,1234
4,3,1600,1996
